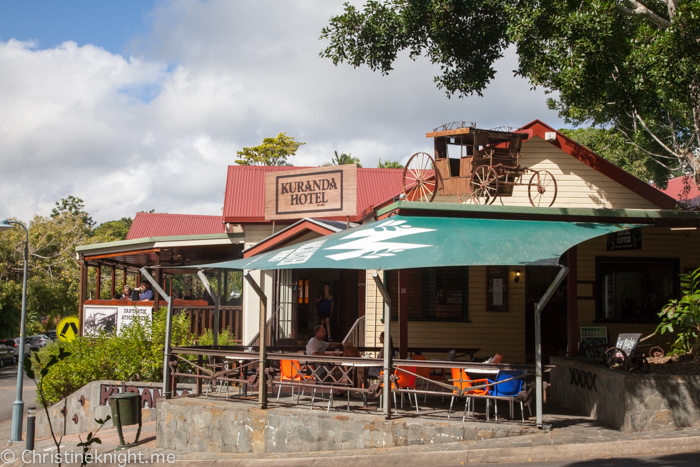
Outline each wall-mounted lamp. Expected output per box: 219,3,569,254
514,268,521,283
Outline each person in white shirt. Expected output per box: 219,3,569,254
306,325,342,382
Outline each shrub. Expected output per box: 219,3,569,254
657,267,700,355
36,306,193,405
197,328,238,346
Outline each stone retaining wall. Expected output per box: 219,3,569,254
35,380,194,438
156,397,535,453
550,357,700,433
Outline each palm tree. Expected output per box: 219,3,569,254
326,151,362,167
377,158,404,169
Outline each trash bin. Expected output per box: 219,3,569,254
109,392,142,448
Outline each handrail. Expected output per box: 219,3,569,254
342,315,365,347
246,306,280,347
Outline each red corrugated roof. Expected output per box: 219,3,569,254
126,213,225,240
660,176,700,208
223,166,404,223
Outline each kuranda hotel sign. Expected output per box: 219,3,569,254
265,164,357,220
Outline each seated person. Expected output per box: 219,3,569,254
306,325,342,383
121,285,133,300
138,282,154,301
368,331,394,379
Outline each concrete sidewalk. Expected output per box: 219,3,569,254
2,407,699,466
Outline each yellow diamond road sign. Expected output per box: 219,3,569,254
57,316,80,342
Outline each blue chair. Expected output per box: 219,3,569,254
486,370,525,422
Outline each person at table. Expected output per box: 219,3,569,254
368,332,394,379
306,325,342,383
121,285,133,300
306,325,342,356
315,283,334,341
139,282,154,301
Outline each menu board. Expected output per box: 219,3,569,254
487,267,508,311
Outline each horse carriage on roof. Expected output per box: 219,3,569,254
402,122,558,206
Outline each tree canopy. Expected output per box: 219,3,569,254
377,158,404,168
323,150,363,167
321,1,700,186
235,133,305,166
0,199,131,337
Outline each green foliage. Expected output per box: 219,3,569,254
36,307,192,406
377,158,404,169
52,196,95,228
93,217,132,240
235,132,305,166
321,1,700,180
561,127,671,187
656,267,700,355
197,328,238,346
325,151,362,167
0,205,127,336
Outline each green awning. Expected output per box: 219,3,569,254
192,215,642,271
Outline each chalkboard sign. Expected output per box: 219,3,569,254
614,333,642,356
580,326,608,358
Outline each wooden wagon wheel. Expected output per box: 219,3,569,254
402,152,438,202
604,347,627,369
625,355,649,373
648,346,665,358
528,170,558,207
470,166,499,205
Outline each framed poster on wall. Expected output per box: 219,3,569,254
487,266,508,311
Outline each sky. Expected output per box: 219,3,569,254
0,0,564,224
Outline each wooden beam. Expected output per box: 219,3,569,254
567,246,579,356
398,270,408,359
95,265,101,300
84,248,159,261
111,266,116,299
79,262,88,337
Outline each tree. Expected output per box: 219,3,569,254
235,133,305,166
321,1,700,187
377,158,404,169
93,217,133,240
561,127,667,186
52,196,95,229
324,151,363,167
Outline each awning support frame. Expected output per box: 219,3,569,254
372,270,393,420
141,267,174,399
534,265,568,430
244,271,268,409
197,270,221,346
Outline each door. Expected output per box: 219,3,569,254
525,266,568,364
276,269,296,345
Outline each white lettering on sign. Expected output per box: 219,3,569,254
324,219,435,261
278,240,327,265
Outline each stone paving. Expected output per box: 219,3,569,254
2,398,699,465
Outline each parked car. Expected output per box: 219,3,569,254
3,338,30,364
46,330,57,341
0,340,14,367
27,334,52,351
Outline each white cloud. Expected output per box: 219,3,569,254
0,0,563,224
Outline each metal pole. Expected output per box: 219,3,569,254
26,407,35,451
244,271,268,409
372,271,392,420
197,271,221,346
141,268,173,398
534,265,568,430
11,221,28,442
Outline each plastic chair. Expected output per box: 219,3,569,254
411,354,433,402
379,366,419,413
448,368,489,421
277,359,305,403
486,370,524,422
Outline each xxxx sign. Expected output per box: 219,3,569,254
57,316,80,342
265,165,357,220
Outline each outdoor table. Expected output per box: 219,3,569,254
340,359,383,408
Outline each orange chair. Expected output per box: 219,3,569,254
449,368,489,421
380,366,419,413
276,359,307,403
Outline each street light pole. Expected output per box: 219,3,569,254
0,218,29,442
